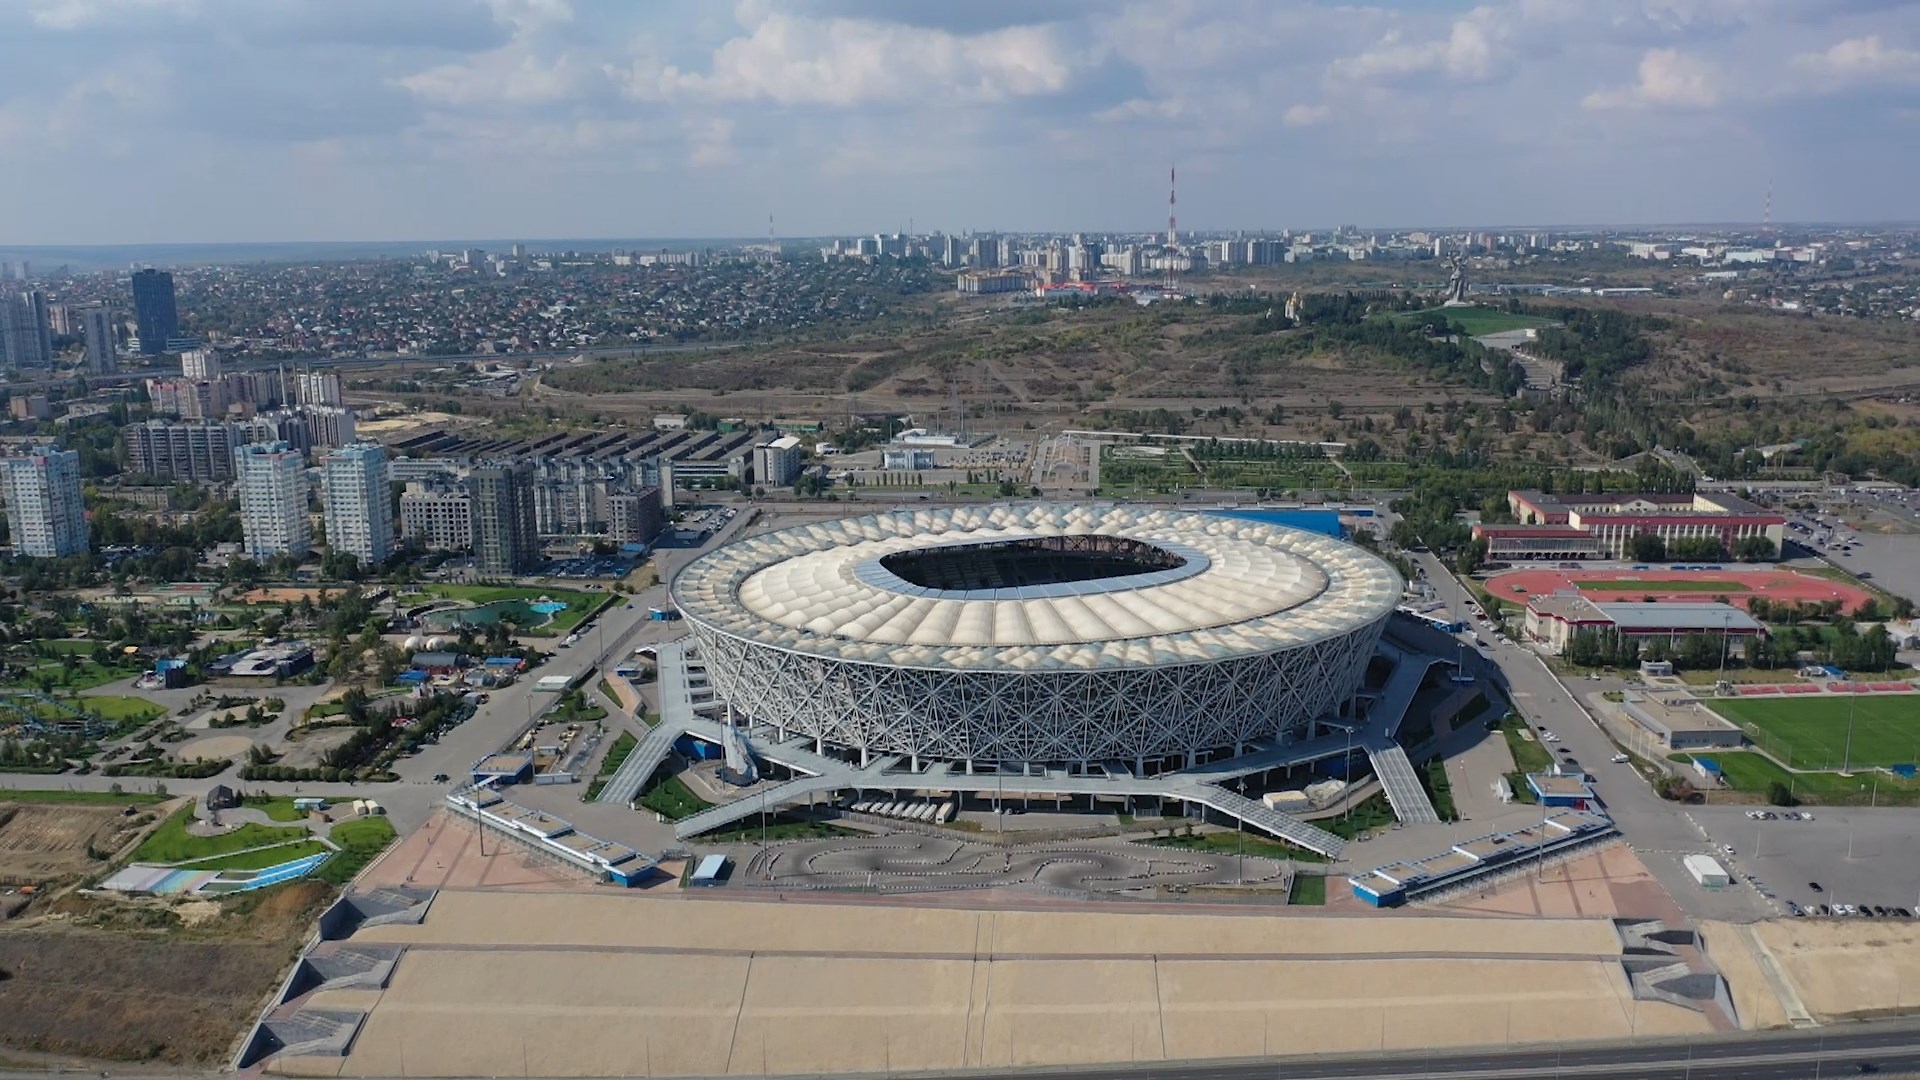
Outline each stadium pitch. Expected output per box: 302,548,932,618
1710,694,1920,771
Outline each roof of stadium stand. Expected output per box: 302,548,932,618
670,505,1402,674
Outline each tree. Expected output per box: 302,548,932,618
1628,532,1667,562
1734,536,1778,562
1766,780,1796,807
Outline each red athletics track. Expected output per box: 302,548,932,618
1483,566,1875,614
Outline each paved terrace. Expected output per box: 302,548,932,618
641,620,1456,859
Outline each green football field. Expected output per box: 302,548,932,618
1709,694,1920,770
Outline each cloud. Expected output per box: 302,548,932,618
400,49,592,107
28,0,197,31
615,10,1087,107
1333,10,1508,84
1584,47,1723,109
1282,103,1330,127
1791,35,1920,86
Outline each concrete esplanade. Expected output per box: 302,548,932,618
669,503,1402,773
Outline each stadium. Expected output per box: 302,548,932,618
669,504,1403,773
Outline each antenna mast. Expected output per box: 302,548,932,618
1164,163,1178,295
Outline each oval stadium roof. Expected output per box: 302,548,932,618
670,504,1402,673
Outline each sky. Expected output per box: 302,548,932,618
1,0,1918,244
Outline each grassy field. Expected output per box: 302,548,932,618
315,816,398,884
586,731,638,800
1324,793,1397,840
1143,829,1327,863
704,816,857,843
178,839,331,871
1578,579,1742,593
1681,751,1920,805
1501,714,1555,773
425,584,601,634
131,805,310,864
637,774,712,820
1288,873,1327,906
1392,306,1554,337
0,787,166,805
1709,694,1920,770
78,695,166,722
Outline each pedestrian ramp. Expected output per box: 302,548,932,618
1368,743,1441,825
1181,787,1346,858
671,774,848,840
595,720,684,805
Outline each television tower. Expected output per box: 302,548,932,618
1164,164,1179,294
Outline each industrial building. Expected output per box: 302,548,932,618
1524,597,1764,655
672,505,1401,772
1475,490,1786,561
754,435,804,488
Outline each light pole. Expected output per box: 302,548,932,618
1842,692,1858,775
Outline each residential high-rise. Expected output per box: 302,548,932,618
130,269,179,355
294,369,342,406
124,419,241,483
235,441,311,561
0,446,87,557
82,307,118,373
180,348,221,380
606,486,665,546
0,289,53,369
320,442,393,567
469,463,540,575
399,482,472,551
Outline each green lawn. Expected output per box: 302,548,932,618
597,731,637,777
1680,751,1920,805
704,816,858,843
424,584,601,634
1422,759,1459,822
1324,793,1397,840
1391,306,1554,337
315,816,399,884
131,804,311,864
1578,579,1742,593
78,695,166,722
1143,829,1328,863
637,774,712,820
178,839,331,871
1501,715,1556,773
1709,694,1920,770
1288,874,1328,906
0,788,165,806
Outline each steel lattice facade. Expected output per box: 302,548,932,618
688,616,1386,766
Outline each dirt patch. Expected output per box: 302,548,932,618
175,735,255,762
0,880,330,1064
239,587,346,606
0,804,149,887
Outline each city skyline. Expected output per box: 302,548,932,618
1,1,1917,246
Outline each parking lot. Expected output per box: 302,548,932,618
1691,804,1920,921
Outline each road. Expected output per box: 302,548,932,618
932,1020,1920,1080
1411,551,1769,920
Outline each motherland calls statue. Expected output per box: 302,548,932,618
1442,256,1470,307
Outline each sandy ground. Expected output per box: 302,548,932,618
1698,922,1791,1030
265,889,1717,1077
351,889,1628,958
353,813,606,892
175,734,256,762
1432,845,1685,922
1747,918,1920,1021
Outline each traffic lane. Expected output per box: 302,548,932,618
948,1023,1920,1080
